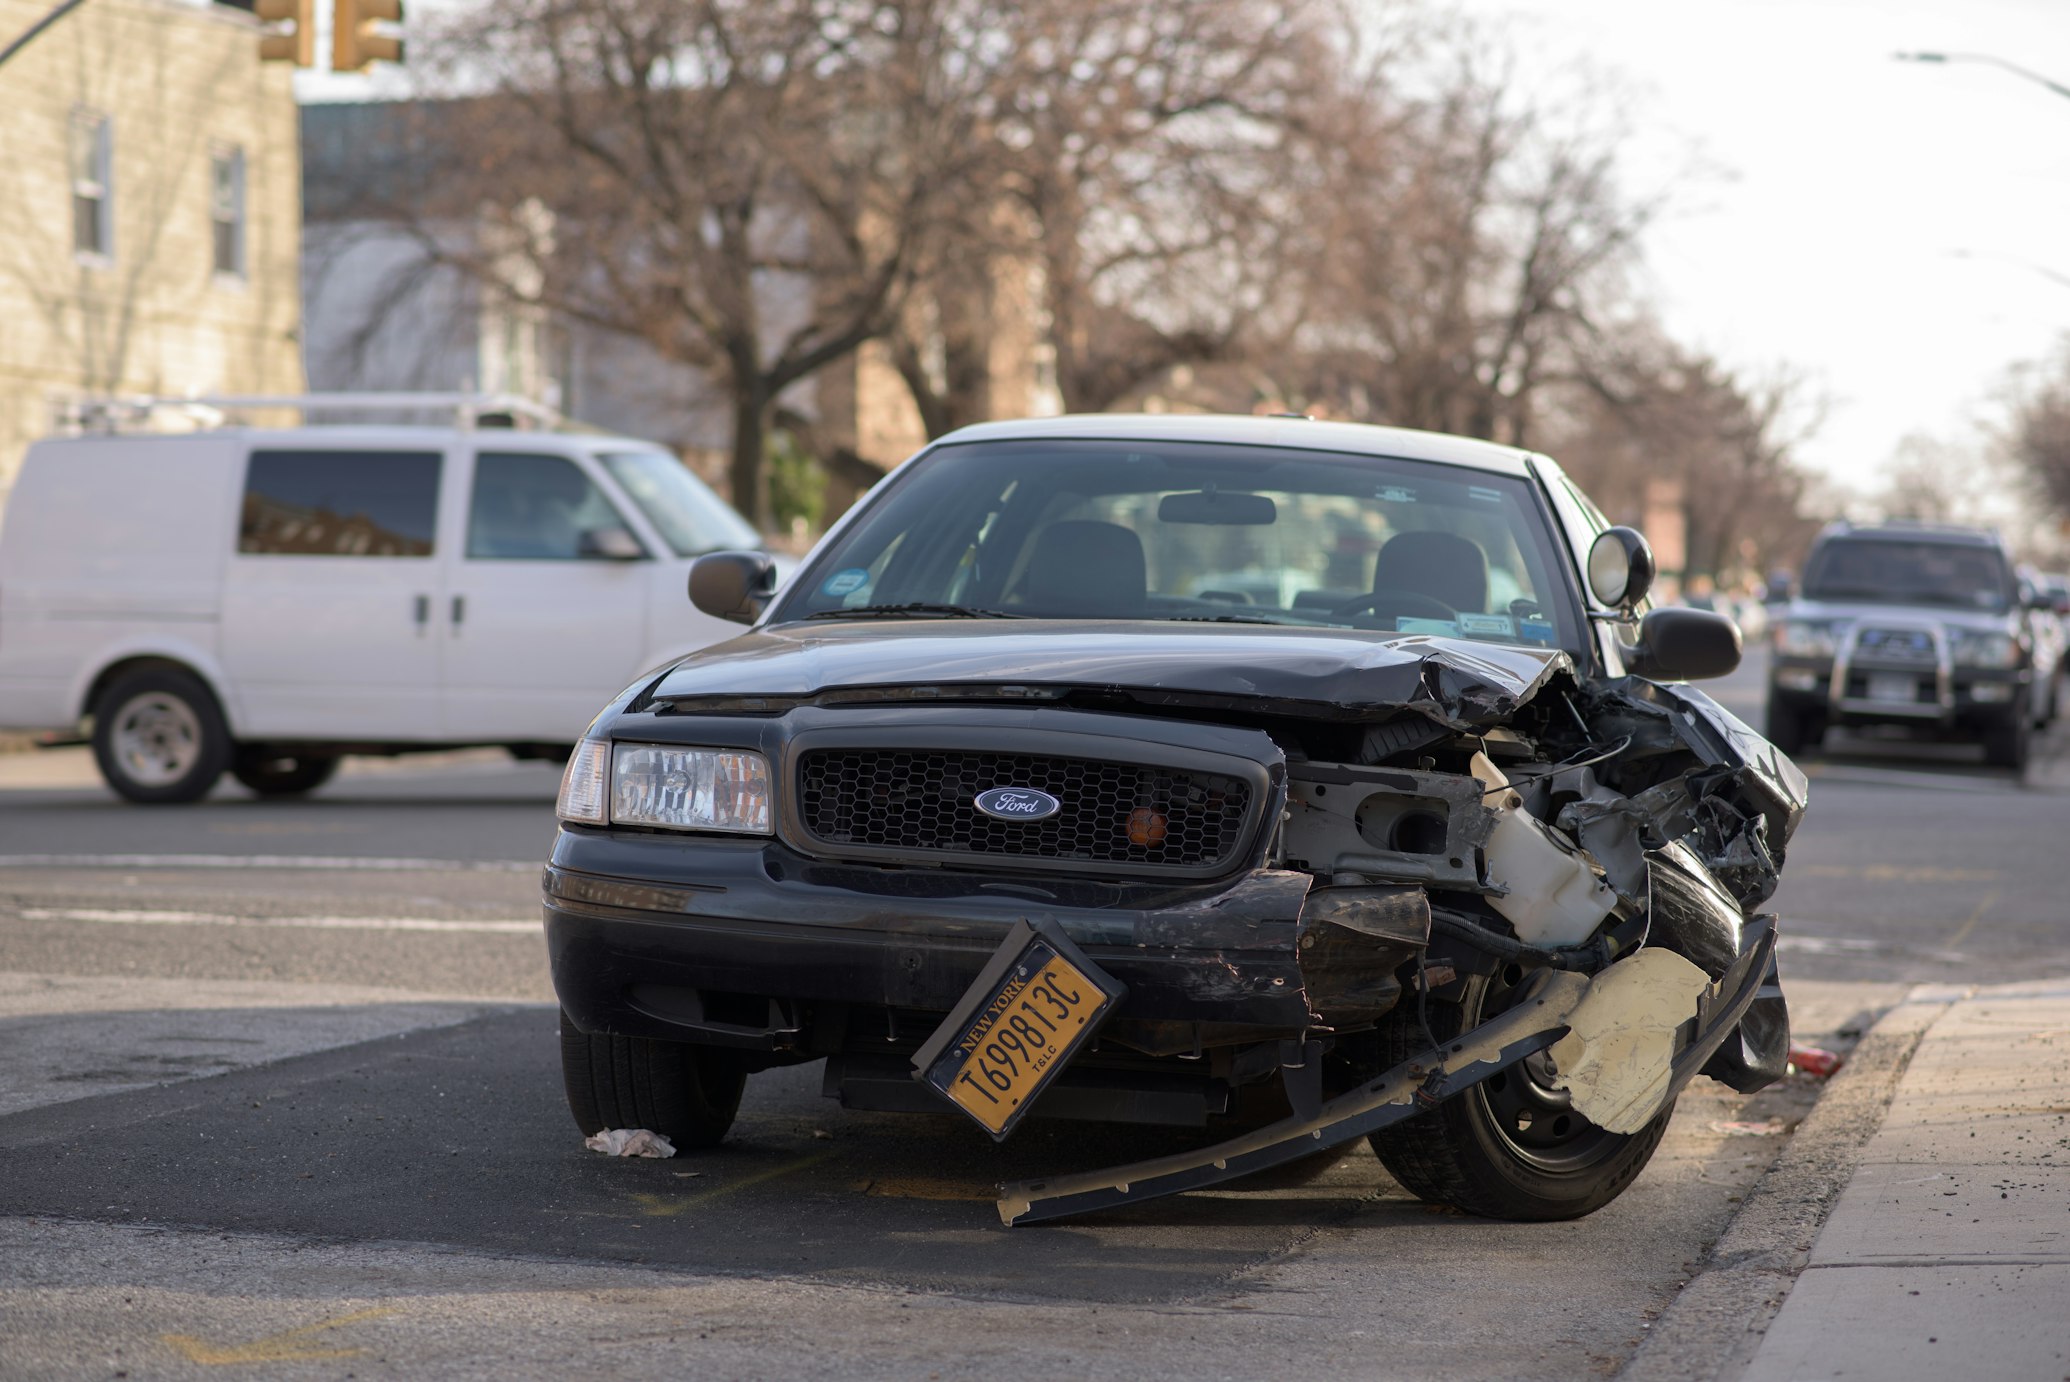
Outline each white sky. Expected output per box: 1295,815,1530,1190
303,0,2070,493
1465,0,2070,494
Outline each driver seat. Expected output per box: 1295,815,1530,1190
1372,530,1489,613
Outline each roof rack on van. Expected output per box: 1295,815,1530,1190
52,392,564,434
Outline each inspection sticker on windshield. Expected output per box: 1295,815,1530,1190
821,568,870,598
1518,616,1557,644
912,919,1125,1140
1457,612,1514,637
1375,485,1417,504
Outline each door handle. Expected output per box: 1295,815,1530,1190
413,594,430,630
451,594,466,629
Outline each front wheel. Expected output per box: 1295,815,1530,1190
559,1011,746,1150
91,667,232,804
1361,964,1673,1221
1983,707,2031,771
1764,695,1820,758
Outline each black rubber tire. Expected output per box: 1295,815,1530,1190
1764,695,1818,758
90,666,232,805
559,1010,746,1150
1983,706,2031,771
231,749,341,797
1361,968,1673,1221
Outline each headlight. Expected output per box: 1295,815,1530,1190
555,741,773,833
557,739,610,824
610,745,772,833
1950,629,2019,669
1774,620,1836,657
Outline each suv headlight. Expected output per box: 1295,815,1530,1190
1950,629,2019,669
556,741,773,834
1774,620,1837,657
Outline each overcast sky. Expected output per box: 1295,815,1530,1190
303,0,2070,493
1464,0,2070,494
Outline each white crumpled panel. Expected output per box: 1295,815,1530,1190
1548,949,1712,1134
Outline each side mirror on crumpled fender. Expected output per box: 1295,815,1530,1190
1624,606,1742,681
1587,527,1656,611
689,550,777,624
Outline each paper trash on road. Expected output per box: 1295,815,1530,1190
584,1128,676,1158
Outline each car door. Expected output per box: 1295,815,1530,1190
219,444,449,740
440,447,653,744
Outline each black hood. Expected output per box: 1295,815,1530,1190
647,620,1575,725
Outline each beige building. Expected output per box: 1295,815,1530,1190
0,0,304,506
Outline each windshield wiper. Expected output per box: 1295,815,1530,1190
801,602,1027,620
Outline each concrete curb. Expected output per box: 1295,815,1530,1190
1618,990,1960,1382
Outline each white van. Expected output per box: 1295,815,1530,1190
0,398,776,803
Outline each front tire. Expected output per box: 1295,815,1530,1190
559,1010,746,1150
1362,965,1673,1221
1764,695,1820,758
1983,705,2031,771
91,667,232,804
232,749,341,797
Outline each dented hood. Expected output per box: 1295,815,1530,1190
648,620,1574,724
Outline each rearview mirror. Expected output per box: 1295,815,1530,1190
1587,527,1656,611
578,526,644,561
688,550,777,625
1623,606,1742,681
1157,490,1277,525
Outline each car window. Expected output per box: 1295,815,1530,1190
776,440,1581,653
467,453,633,561
1803,539,2012,613
600,451,760,556
239,450,441,557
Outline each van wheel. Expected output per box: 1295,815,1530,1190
1361,965,1672,1221
559,1010,746,1150
231,749,341,798
91,667,232,805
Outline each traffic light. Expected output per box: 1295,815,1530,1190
332,0,404,72
255,0,314,65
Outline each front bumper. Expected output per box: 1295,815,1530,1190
1771,652,2024,727
544,831,1426,1060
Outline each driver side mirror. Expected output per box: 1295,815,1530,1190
1624,606,1742,681
1587,527,1656,612
688,550,777,625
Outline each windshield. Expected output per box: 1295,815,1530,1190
771,439,1583,653
1803,538,2012,613
600,451,761,557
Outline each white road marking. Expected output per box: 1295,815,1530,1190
0,853,536,872
15,908,538,934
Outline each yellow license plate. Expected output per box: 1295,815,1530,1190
915,924,1122,1140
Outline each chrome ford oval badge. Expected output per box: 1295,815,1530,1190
974,786,1062,822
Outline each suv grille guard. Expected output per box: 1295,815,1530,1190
1829,620,1952,718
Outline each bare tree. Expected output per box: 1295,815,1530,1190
392,0,1003,523
2006,340,2070,521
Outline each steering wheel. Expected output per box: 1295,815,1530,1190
1331,589,1460,623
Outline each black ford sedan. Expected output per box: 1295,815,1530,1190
546,414,1804,1226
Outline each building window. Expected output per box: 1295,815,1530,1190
210,146,246,279
70,112,112,261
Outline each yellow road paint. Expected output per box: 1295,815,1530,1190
1945,889,2001,951
1797,864,1999,884
629,1150,836,1216
855,1176,996,1201
162,1306,395,1365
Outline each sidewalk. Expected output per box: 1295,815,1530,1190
1741,979,2070,1381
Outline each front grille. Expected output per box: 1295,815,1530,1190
795,748,1254,871
1856,628,1936,661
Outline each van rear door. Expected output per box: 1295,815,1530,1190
437,446,651,743
219,445,448,740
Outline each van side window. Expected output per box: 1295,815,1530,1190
239,451,441,557
467,453,637,560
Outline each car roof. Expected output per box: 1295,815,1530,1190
932,414,1540,477
1816,520,2004,549
31,426,661,452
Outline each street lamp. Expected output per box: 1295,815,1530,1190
1895,51,2070,103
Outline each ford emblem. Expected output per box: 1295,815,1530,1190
974,786,1062,822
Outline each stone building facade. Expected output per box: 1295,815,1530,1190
0,0,304,507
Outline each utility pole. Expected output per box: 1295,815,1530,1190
0,0,89,71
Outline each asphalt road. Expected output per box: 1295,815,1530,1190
0,649,2060,1379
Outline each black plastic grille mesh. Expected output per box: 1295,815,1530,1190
795,749,1254,870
